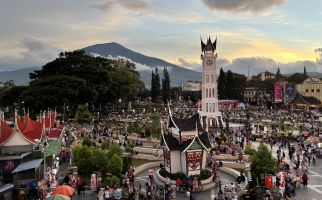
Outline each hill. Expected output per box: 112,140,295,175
0,42,202,87
82,42,201,87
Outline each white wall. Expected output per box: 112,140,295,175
170,151,181,173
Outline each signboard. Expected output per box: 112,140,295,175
274,83,283,103
265,175,273,189
285,83,296,104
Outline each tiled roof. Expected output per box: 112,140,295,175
198,131,212,149
163,134,179,151
16,116,26,133
22,120,43,144
170,113,200,131
47,128,63,138
0,120,13,144
290,92,321,105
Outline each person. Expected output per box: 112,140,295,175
148,168,154,185
97,188,104,200
312,153,316,166
302,173,308,187
104,187,110,200
192,177,199,191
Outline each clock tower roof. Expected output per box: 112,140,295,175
201,36,217,53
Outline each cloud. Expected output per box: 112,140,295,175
0,37,61,71
91,0,151,13
218,57,319,75
202,0,285,13
176,58,201,71
315,48,322,64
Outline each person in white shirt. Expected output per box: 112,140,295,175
104,187,110,200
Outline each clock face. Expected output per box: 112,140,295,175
206,60,213,66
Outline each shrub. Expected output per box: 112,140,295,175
244,145,257,156
104,176,120,186
199,169,212,180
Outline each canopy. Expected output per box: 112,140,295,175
11,159,43,173
44,140,61,157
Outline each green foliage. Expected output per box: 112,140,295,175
287,73,308,84
75,103,93,124
275,67,283,80
25,50,144,112
159,168,186,180
151,68,161,103
82,136,94,147
107,143,122,158
92,148,109,174
217,68,226,100
199,169,212,180
72,144,124,179
72,145,94,176
103,176,120,186
162,67,171,104
101,141,110,150
250,143,277,186
244,145,257,156
0,86,25,106
122,156,132,173
107,155,123,177
217,69,246,101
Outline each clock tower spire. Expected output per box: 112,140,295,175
200,36,223,131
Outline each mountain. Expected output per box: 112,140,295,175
0,67,39,85
82,42,201,87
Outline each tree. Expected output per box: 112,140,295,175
151,68,161,103
304,66,307,76
275,67,283,80
26,50,144,112
162,67,171,104
107,155,123,178
217,68,226,99
101,141,110,150
75,103,93,124
72,145,94,176
92,148,109,174
287,73,308,84
82,136,93,146
250,143,277,186
0,86,26,108
107,143,122,158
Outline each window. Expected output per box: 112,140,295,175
306,89,308,92
206,88,208,98
212,88,215,97
211,75,214,83
206,75,209,83
311,89,314,92
318,89,320,93
206,103,208,112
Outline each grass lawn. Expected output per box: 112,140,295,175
132,159,152,167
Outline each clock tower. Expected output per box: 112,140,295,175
199,36,223,131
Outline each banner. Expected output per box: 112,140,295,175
274,83,283,103
285,83,296,103
265,175,273,189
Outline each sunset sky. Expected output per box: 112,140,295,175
1,0,322,74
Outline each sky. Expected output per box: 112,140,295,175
1,0,322,75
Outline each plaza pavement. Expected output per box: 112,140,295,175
252,141,322,200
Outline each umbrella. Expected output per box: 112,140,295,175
52,185,75,197
49,195,71,200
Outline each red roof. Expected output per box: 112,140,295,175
44,112,56,129
0,120,13,144
16,116,26,133
21,120,43,143
47,128,63,138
